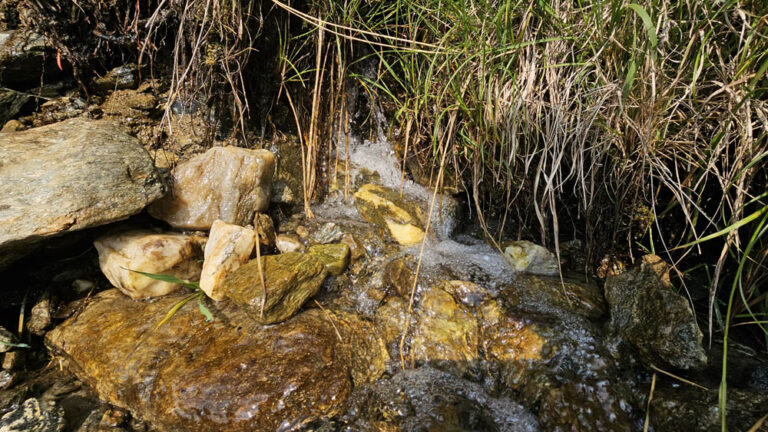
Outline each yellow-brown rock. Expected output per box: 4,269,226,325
308,243,350,276
222,252,327,324
94,230,203,299
199,220,257,301
148,146,276,230
252,212,276,249
45,290,364,432
411,286,479,373
353,184,426,245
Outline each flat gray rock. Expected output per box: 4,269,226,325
0,118,165,269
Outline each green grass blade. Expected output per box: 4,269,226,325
155,293,197,330
197,293,214,322
126,269,200,289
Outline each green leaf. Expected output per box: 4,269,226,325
125,268,200,289
155,293,197,330
626,4,658,51
197,293,214,322
671,205,768,250
0,340,31,349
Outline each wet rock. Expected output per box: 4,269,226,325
26,293,52,336
94,230,203,299
149,147,275,230
341,233,366,264
375,297,408,347
442,280,488,307
223,252,327,324
503,240,559,276
45,290,368,432
342,366,538,432
748,363,768,391
0,118,165,269
98,408,127,428
536,380,635,432
480,301,549,390
354,184,426,245
269,180,295,205
199,220,256,301
311,222,344,244
308,243,350,276
605,254,707,370
323,309,389,386
649,384,768,432
252,213,275,249
411,286,479,375
0,398,64,432
275,233,305,253
0,89,29,125
93,64,138,92
383,256,415,297
509,274,607,320
0,327,16,354
0,31,60,88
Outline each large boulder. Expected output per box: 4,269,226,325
605,254,707,370
222,252,327,324
45,290,387,432
148,146,276,230
94,230,204,299
0,118,165,269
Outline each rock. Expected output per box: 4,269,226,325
383,256,416,297
100,89,157,117
45,289,377,432
411,286,479,375
2,351,22,371
33,97,86,127
0,370,18,390
353,184,426,245
375,296,408,347
503,240,559,276
26,293,52,336
148,147,276,230
0,119,23,132
341,233,366,263
308,243,350,276
0,89,29,125
94,230,203,299
252,213,276,249
342,367,538,432
649,384,768,432
0,31,61,88
98,408,127,428
269,180,295,205
311,222,344,244
0,118,165,269
199,220,256,301
479,300,549,389
508,274,607,320
0,398,64,432
605,254,707,370
93,64,138,92
223,252,327,324
275,233,305,253
442,280,488,307
0,326,16,353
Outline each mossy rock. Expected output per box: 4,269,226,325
353,184,426,245
308,243,350,276
223,252,327,324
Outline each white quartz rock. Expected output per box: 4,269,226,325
199,220,257,301
503,240,559,276
148,146,276,230
94,230,204,299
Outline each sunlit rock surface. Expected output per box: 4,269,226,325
148,146,275,230
503,240,559,276
605,254,707,370
94,230,203,299
308,243,350,276
199,220,256,301
0,118,165,269
45,290,386,432
222,252,327,324
275,233,305,253
353,184,426,245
